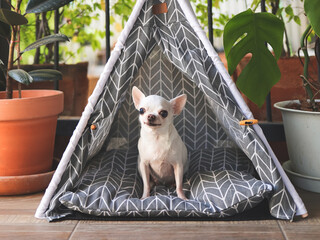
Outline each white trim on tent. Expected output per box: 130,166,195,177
35,0,148,219
252,124,307,216
176,0,307,217
36,0,307,219
177,0,253,120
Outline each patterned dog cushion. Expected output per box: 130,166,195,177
59,149,272,218
188,148,255,177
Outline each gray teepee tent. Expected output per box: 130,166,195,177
36,0,307,221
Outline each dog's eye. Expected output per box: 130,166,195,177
139,108,145,115
159,110,168,118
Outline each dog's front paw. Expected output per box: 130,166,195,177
178,195,188,201
141,192,150,200
177,190,188,201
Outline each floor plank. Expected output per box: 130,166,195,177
71,221,285,240
279,224,320,240
0,222,76,240
0,188,318,239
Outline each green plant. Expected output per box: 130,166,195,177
223,0,319,110
223,8,285,107
250,0,303,57
190,0,302,48
60,1,104,62
0,0,72,99
190,0,231,38
14,0,104,65
112,0,136,27
298,0,320,111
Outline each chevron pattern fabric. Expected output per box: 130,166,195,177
43,0,297,221
59,149,271,218
106,46,236,152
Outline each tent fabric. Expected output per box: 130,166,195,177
36,0,307,221
58,149,272,218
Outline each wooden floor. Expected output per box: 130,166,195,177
0,188,319,240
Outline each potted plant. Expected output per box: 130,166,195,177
223,6,285,108
6,0,105,116
274,0,320,193
223,0,320,192
223,0,318,121
0,0,73,195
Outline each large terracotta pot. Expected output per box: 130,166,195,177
0,90,63,176
13,62,88,116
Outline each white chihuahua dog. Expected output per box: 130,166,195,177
132,86,188,200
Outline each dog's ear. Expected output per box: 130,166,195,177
132,86,146,110
170,94,187,115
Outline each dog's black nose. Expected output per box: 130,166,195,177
147,114,156,121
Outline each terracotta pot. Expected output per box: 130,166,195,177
13,62,88,116
0,158,59,195
0,90,63,176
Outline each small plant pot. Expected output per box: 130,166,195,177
274,100,320,192
0,90,63,176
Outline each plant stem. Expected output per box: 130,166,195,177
281,15,291,57
5,0,22,99
315,37,320,84
34,13,41,64
16,18,21,98
18,83,21,98
5,26,16,99
5,0,14,9
300,24,316,110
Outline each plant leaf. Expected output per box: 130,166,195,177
28,69,62,82
293,16,301,26
0,59,7,77
21,34,69,53
285,6,294,17
26,0,74,13
223,9,284,107
0,8,28,25
304,0,320,37
8,69,33,85
0,21,11,38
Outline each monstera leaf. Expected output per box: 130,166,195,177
304,0,320,37
8,69,33,85
21,34,69,54
26,0,74,13
28,69,62,82
223,9,284,107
